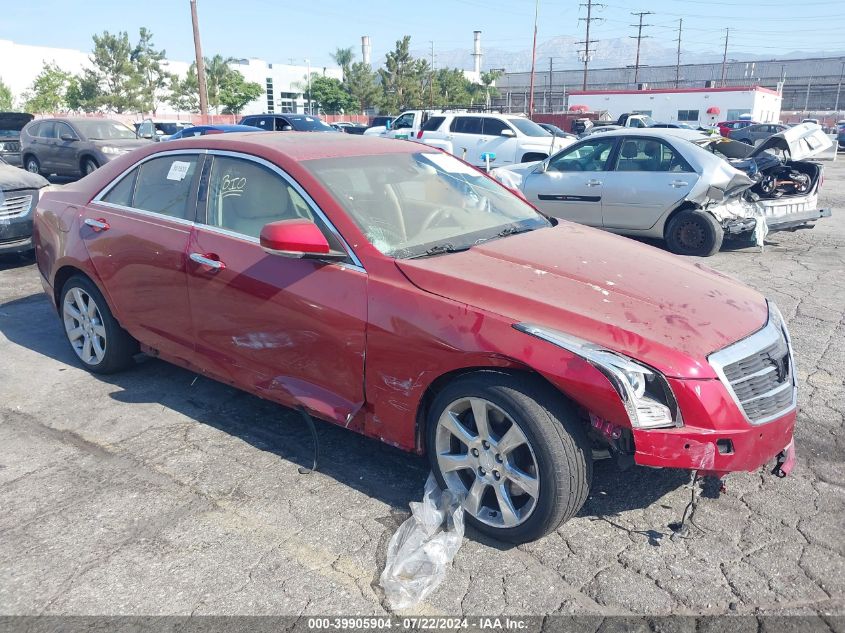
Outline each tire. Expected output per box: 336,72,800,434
665,209,724,257
521,152,548,163
60,274,138,374
426,372,591,543
24,155,41,175
82,158,99,175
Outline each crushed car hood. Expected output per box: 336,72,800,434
395,223,767,378
0,113,34,137
0,163,49,190
749,122,832,160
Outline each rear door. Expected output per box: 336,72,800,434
54,122,80,174
35,121,58,172
521,136,617,227
478,117,519,166
185,152,367,424
600,137,697,231
82,151,202,364
449,116,484,164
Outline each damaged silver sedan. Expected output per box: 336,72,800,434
491,123,832,256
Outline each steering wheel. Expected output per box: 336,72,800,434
419,208,454,234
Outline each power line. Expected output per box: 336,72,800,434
629,11,654,85
578,0,605,90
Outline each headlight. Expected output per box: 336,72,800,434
101,146,126,155
514,323,682,429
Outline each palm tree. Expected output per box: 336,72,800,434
204,54,235,113
330,47,355,82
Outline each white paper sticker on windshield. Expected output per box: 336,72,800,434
166,161,191,181
422,153,479,176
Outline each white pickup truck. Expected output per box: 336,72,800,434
363,110,445,139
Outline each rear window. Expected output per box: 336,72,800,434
420,116,445,132
450,117,483,134
287,116,334,132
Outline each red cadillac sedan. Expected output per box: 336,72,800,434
33,133,797,543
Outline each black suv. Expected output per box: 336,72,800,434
238,114,336,132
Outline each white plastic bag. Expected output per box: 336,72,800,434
379,474,465,610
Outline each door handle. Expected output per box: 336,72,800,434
84,218,110,232
670,180,689,188
585,179,602,187
189,252,226,270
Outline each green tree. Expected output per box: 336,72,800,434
166,62,200,112
432,68,473,107
205,54,235,113
308,75,355,114
87,30,143,112
219,70,263,114
65,72,102,113
131,27,173,115
0,77,14,110
344,62,380,112
479,69,503,105
330,46,355,82
22,63,73,112
378,36,428,112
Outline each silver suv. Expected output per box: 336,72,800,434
418,113,574,169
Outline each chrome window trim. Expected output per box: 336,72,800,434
94,201,195,228
707,311,797,426
93,149,207,204
205,149,365,271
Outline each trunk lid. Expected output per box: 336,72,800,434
749,122,832,160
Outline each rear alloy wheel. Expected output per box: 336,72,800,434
60,275,137,374
665,209,724,257
82,158,99,175
427,373,591,543
25,156,41,175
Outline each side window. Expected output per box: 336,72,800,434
39,122,57,139
247,117,272,130
205,155,328,240
102,169,139,207
26,122,41,137
56,122,76,140
133,155,200,219
450,117,483,135
274,118,291,131
548,138,616,172
482,118,510,135
393,113,414,129
614,139,692,173
420,116,445,132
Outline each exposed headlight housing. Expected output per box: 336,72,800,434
101,146,126,155
514,323,683,429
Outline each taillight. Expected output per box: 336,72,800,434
417,130,424,139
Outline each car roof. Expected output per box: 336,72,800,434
167,131,422,161
589,128,709,142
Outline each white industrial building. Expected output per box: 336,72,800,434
567,86,783,126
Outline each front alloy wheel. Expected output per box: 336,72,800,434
435,397,540,528
427,373,591,543
63,287,107,365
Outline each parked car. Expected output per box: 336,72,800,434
419,113,575,168
571,118,593,135
491,125,832,257
238,113,336,132
21,118,152,177
136,119,193,142
330,122,368,134
33,133,798,542
537,123,577,140
167,124,263,140
364,110,446,139
837,123,845,151
650,122,696,130
717,120,757,137
728,123,788,146
0,112,34,167
0,156,50,255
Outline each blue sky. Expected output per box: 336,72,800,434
2,0,843,69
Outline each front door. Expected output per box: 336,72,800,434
34,121,58,172
186,153,367,424
81,152,202,365
599,137,696,231
448,116,484,165
54,122,80,174
521,136,617,227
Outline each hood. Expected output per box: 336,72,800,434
0,163,49,190
0,113,34,137
749,122,832,160
395,224,767,378
490,161,542,190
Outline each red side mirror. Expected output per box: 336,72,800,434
259,219,334,258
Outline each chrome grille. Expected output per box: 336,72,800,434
0,141,21,152
0,194,33,219
709,309,796,425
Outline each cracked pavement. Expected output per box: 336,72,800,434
0,162,843,620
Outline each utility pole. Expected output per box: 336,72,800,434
629,11,653,86
804,78,812,114
429,41,435,109
189,0,208,117
578,0,604,91
675,18,683,88
720,28,730,87
549,57,554,111
528,0,540,116
835,59,844,114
